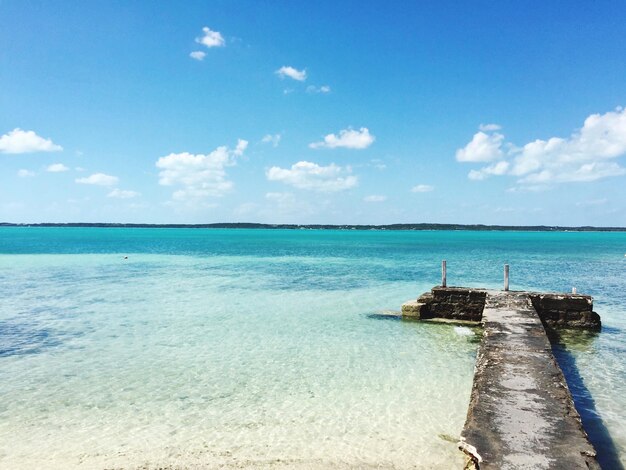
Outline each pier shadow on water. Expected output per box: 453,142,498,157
548,329,625,470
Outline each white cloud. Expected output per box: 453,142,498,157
275,66,307,81
411,184,434,193
364,194,387,202
266,161,357,192
107,188,140,199
261,134,282,147
265,192,295,203
189,51,207,61
455,130,504,162
479,123,502,132
459,107,626,185
0,128,62,154
306,85,331,94
17,169,35,177
506,184,550,193
309,127,375,150
519,162,626,184
196,27,225,48
155,139,247,201
46,163,69,172
370,159,387,170
468,161,510,180
234,139,248,156
75,173,119,186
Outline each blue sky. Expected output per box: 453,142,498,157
1,0,626,225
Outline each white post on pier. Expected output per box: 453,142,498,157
504,264,510,291
441,260,447,287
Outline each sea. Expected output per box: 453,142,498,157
0,227,624,469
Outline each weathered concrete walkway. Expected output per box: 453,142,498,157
459,291,599,469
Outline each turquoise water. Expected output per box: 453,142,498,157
0,228,624,469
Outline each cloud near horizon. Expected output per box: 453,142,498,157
309,127,375,150
275,66,307,81
0,128,63,154
457,107,626,186
364,194,387,202
411,184,434,193
46,163,69,172
266,161,357,192
17,169,35,177
155,139,248,202
107,188,140,199
76,173,119,186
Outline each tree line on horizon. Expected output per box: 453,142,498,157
1,222,625,231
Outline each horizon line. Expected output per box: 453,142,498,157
2,222,626,232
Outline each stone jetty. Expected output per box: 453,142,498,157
402,286,601,469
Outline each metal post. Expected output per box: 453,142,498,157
504,264,509,291
441,260,447,287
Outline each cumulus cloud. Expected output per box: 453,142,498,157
46,163,69,172
455,130,504,162
266,161,357,192
107,188,140,199
411,184,434,193
364,194,387,202
189,51,207,61
196,26,225,48
155,139,248,201
458,107,626,185
309,127,375,150
479,123,502,132
0,128,62,154
519,162,625,184
76,173,119,186
234,139,248,156
17,169,35,177
467,161,510,180
261,134,282,147
275,66,307,81
306,85,331,94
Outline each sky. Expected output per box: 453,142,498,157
1,0,626,226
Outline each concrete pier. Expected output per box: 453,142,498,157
460,291,599,469
402,287,601,468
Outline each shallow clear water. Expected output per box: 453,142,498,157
0,228,624,468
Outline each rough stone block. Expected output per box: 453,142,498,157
401,300,427,318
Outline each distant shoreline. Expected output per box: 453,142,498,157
1,222,625,232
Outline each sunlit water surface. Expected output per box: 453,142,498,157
0,228,624,468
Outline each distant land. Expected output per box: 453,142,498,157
1,222,625,231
